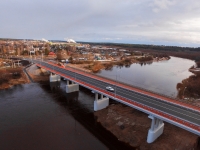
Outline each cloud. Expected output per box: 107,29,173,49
0,0,200,46
152,0,177,12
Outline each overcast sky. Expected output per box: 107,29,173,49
1,0,200,47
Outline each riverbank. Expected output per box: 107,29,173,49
1,62,199,150
0,67,30,90
0,63,50,90
25,64,200,149
176,67,200,103
28,64,199,149
66,56,170,73
25,65,49,82
94,103,199,150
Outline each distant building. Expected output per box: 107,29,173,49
68,45,76,51
66,39,76,43
8,50,15,54
76,46,85,50
119,49,126,52
124,53,131,56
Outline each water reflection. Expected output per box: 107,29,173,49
42,81,134,149
50,81,61,91
0,83,26,98
0,83,111,150
1,82,134,149
137,61,153,66
98,57,194,98
125,64,131,68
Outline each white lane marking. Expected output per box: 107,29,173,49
40,63,200,122
118,89,200,121
72,75,200,122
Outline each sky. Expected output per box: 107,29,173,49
1,0,200,47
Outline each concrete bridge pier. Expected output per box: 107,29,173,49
147,115,164,143
66,80,79,93
49,73,61,82
49,73,61,90
94,92,109,111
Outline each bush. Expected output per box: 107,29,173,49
92,62,104,73
22,50,28,55
45,48,49,55
177,75,200,98
0,68,22,85
104,62,114,70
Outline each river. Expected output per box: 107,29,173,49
0,57,194,149
98,56,194,97
0,82,134,150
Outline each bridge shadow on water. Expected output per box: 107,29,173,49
39,81,135,150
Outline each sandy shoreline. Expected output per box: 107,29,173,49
25,64,49,82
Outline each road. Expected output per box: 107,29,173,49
33,60,200,135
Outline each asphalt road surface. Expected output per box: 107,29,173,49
34,60,200,128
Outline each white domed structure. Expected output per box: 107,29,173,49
41,38,49,42
66,39,76,43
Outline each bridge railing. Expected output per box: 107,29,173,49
36,62,200,134
46,61,200,110
60,66,200,133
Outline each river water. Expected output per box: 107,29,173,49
0,57,194,149
0,82,133,150
98,56,194,97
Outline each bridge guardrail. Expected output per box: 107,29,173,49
46,61,200,110
36,62,200,134
78,79,200,134
53,62,200,110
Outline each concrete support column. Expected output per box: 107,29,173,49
94,92,109,111
150,117,155,130
49,73,61,82
49,73,61,90
66,84,79,93
155,118,159,128
101,94,103,99
147,115,164,143
159,120,163,125
66,80,69,85
66,79,79,93
95,93,98,101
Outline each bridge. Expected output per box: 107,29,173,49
32,59,200,143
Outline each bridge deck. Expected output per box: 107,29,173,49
35,60,200,136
